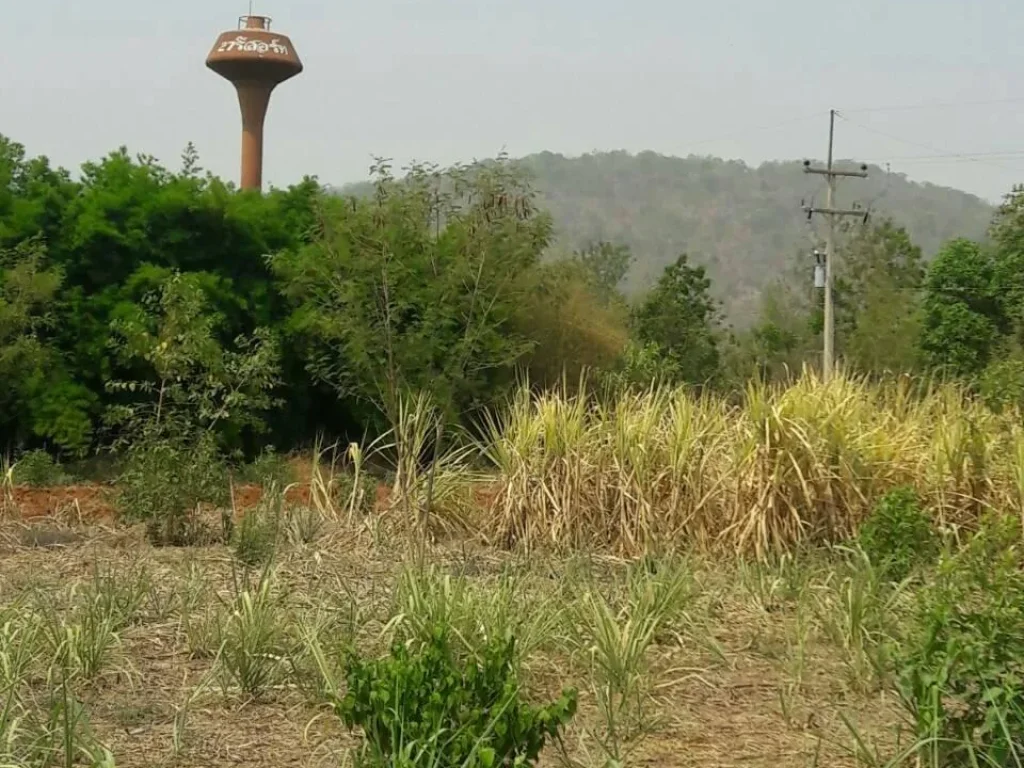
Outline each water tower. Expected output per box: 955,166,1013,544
206,14,303,191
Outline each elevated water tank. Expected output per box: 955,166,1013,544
206,15,303,191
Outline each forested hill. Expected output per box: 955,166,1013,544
516,151,994,321
334,150,995,322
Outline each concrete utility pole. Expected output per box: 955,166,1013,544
803,109,869,382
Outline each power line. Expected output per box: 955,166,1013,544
835,112,1024,174
858,150,1024,163
839,96,1024,114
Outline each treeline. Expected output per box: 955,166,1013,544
742,188,1024,406
1,133,1023,458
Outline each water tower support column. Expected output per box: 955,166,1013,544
236,82,274,191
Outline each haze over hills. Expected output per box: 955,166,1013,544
337,150,997,323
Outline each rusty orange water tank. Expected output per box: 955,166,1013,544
207,15,303,191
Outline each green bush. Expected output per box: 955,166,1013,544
895,517,1024,767
858,487,938,580
12,449,72,487
116,436,228,546
238,447,295,489
336,626,576,768
978,355,1024,413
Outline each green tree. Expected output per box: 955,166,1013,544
107,272,282,545
515,259,629,388
274,159,550,424
920,239,1003,376
729,279,815,383
838,221,925,372
991,185,1024,342
0,239,94,452
571,241,634,300
106,271,281,446
633,254,721,385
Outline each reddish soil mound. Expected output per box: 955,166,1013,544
4,478,501,524
7,485,115,521
230,483,312,510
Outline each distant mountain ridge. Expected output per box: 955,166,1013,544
336,150,996,323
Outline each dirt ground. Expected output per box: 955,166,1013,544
0,487,909,768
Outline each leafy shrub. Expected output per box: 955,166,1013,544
895,517,1024,767
238,447,295,489
116,435,228,546
600,339,681,392
858,487,938,580
336,626,576,768
978,355,1024,413
12,449,72,487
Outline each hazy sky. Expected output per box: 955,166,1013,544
3,0,1023,202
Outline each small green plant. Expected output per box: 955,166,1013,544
231,488,282,567
238,447,295,489
572,563,690,766
336,625,576,768
12,449,72,487
116,435,228,546
283,504,325,546
216,572,291,698
895,517,1024,768
858,487,938,581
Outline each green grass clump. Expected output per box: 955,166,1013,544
335,624,576,768
858,487,938,581
216,573,292,698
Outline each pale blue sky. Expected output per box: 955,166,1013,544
3,0,1023,201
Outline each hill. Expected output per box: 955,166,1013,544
336,150,996,323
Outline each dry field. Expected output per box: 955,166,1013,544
2,371,1020,768
0,501,911,768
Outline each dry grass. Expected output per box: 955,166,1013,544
0,511,911,768
483,369,1022,556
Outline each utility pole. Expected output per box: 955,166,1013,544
803,109,869,382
